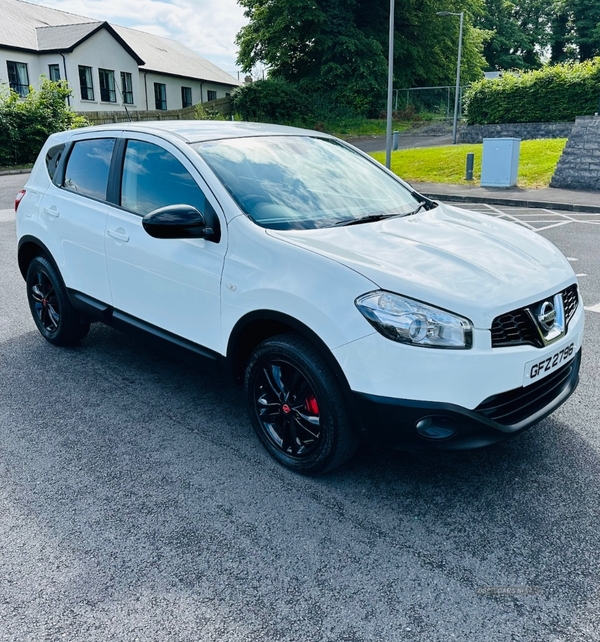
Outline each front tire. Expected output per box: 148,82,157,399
244,333,358,475
26,256,90,346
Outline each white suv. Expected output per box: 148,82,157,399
16,121,584,474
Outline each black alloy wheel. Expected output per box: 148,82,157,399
245,333,359,475
254,358,323,459
29,268,60,334
26,256,90,346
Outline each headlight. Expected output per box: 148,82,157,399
355,291,473,349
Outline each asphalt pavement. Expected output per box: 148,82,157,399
1,172,600,640
346,134,453,153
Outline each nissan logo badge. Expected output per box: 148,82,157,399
538,301,557,332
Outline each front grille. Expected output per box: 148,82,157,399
491,284,579,348
475,352,580,426
491,310,541,348
562,284,579,324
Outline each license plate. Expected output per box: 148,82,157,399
524,342,576,387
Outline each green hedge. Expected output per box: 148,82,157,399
464,59,600,125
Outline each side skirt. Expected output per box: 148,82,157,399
67,289,224,373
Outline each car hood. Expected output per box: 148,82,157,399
266,203,576,327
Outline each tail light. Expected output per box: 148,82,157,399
15,190,26,213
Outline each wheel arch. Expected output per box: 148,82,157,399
18,236,58,281
226,310,353,397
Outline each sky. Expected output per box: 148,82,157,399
27,0,249,79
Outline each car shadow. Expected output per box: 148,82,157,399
1,323,598,640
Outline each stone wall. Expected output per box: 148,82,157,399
458,121,574,144
551,115,600,190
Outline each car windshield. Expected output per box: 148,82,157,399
192,136,421,230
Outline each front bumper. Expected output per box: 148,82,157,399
353,349,581,450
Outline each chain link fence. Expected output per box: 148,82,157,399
394,86,470,119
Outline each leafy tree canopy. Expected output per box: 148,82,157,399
478,0,600,70
236,0,487,115
477,0,550,70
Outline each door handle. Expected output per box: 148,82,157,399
107,228,130,242
43,205,59,218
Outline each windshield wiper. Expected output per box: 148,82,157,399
334,199,434,227
334,211,407,227
407,202,427,217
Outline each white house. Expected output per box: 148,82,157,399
0,0,240,112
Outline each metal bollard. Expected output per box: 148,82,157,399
393,131,399,151
465,152,474,181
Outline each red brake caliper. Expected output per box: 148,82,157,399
305,394,319,415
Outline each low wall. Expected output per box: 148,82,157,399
459,121,574,144
551,115,600,190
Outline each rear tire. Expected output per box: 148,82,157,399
244,333,358,475
26,256,90,346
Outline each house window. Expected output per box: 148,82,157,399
7,61,29,97
181,86,192,108
154,83,167,110
120,72,133,104
78,65,94,101
48,64,60,82
207,90,217,102
99,68,116,102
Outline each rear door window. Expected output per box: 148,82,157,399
63,138,116,201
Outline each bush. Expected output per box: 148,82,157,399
464,59,600,125
194,103,225,120
231,79,311,124
0,78,88,166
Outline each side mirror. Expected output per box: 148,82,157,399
142,204,215,240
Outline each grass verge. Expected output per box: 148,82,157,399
0,163,33,173
370,138,567,188
326,118,414,137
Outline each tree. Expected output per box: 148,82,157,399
544,0,600,64
549,1,571,64
477,0,552,70
236,0,487,115
570,0,600,60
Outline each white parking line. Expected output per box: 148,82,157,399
533,221,572,231
576,274,589,277
0,209,15,223
482,203,536,230
584,303,600,313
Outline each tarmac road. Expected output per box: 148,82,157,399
1,173,600,641
346,134,453,153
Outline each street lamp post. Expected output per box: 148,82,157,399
436,10,464,145
385,0,396,169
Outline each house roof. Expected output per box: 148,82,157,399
0,0,239,86
0,0,93,50
36,21,102,51
36,22,145,64
112,25,240,86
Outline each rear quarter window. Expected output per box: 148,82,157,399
63,138,116,200
45,143,65,181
